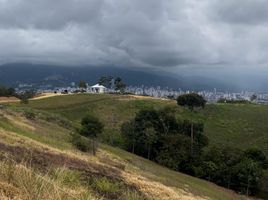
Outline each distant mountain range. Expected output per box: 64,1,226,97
0,63,248,91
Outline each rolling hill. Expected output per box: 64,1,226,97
15,93,268,155
0,93,259,199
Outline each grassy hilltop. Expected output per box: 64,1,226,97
0,93,266,199
19,93,268,154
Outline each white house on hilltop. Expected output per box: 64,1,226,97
91,84,107,94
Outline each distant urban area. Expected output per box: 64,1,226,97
14,78,268,104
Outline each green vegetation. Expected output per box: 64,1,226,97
121,107,267,196
23,110,36,120
0,95,253,199
98,76,127,93
17,94,268,155
71,133,91,152
80,115,104,155
217,99,251,104
0,85,15,97
177,93,207,155
177,93,206,111
3,93,268,199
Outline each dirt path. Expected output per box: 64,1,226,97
0,97,19,103
32,93,67,100
0,93,67,103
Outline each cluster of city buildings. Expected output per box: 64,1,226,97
125,86,268,103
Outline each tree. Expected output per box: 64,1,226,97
121,120,137,153
233,158,262,196
244,148,267,169
156,134,191,171
20,96,29,104
114,77,126,93
177,93,206,155
157,106,178,135
250,94,257,102
78,80,87,89
202,161,218,181
98,76,113,88
80,115,104,155
18,90,36,104
177,93,206,111
144,125,157,160
0,85,15,97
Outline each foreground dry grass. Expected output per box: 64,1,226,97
0,107,253,200
0,128,207,200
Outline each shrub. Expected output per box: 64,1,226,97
71,133,91,152
23,111,36,120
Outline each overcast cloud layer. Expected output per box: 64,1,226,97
0,0,268,71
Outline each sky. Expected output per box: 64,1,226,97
0,0,268,75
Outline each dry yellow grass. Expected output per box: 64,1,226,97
0,181,22,200
121,172,209,200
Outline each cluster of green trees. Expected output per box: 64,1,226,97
0,85,16,97
198,146,267,196
98,76,126,93
120,93,267,196
0,85,36,104
121,107,207,160
76,76,127,93
72,93,267,196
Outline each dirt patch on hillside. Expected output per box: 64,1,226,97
129,95,170,101
32,93,67,100
0,97,19,103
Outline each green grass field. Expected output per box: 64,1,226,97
16,93,268,156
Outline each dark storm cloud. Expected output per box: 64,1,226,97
0,0,267,69
0,0,104,30
210,0,268,25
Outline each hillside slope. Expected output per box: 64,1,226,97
0,99,251,199
17,93,268,156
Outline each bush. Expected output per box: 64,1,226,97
23,111,36,120
0,85,15,97
71,133,91,152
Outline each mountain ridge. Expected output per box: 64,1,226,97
0,63,233,91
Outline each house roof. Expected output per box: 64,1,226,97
91,84,106,88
